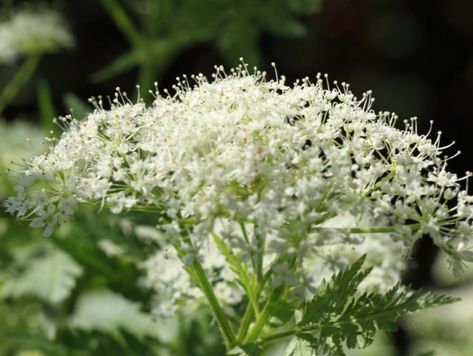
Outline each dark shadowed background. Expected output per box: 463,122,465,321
1,0,473,354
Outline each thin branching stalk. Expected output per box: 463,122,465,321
0,55,40,114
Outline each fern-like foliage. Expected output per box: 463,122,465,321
284,338,315,356
70,290,161,342
283,255,458,355
2,244,83,304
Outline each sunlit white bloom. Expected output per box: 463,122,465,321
0,8,73,64
5,63,473,314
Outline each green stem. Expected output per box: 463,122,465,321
311,223,421,234
261,324,325,345
236,268,273,342
190,256,236,348
261,328,298,344
244,286,284,344
0,55,40,115
255,230,264,283
236,302,254,342
348,226,408,233
240,222,258,278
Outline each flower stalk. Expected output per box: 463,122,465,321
189,257,236,348
0,55,40,114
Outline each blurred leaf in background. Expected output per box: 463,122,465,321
3,244,83,305
94,0,322,97
402,252,473,356
405,284,473,356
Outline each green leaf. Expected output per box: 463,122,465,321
284,337,316,356
295,256,458,355
70,289,164,341
300,255,371,326
2,246,83,304
271,299,298,325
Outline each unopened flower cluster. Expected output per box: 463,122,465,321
5,63,473,315
0,8,73,64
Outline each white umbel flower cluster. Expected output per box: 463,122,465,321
0,8,73,64
5,63,473,314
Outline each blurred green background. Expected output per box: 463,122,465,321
1,0,472,355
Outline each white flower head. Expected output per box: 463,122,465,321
0,7,73,64
5,62,473,314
